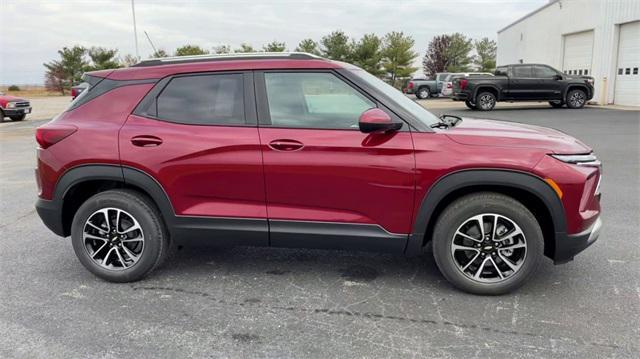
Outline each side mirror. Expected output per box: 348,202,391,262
358,108,403,133
553,74,563,80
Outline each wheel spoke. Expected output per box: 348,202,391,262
121,236,143,243
120,245,140,263
461,252,480,271
102,247,114,266
495,228,523,242
455,230,482,242
114,247,128,268
86,221,106,233
452,243,479,252
498,252,522,272
500,242,526,250
84,233,107,242
115,210,122,232
473,257,491,279
491,215,498,240
91,242,109,259
489,257,504,279
98,209,111,232
119,223,141,235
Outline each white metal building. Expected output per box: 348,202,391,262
497,0,640,106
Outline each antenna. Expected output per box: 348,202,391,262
144,31,158,54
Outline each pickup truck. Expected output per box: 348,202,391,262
453,64,594,111
0,92,31,121
406,72,450,99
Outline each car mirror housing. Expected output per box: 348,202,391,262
358,108,403,133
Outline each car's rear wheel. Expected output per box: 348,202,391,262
465,100,477,110
566,89,587,109
549,100,564,108
70,189,168,282
476,92,496,111
432,192,543,295
415,87,431,99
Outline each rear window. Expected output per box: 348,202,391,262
156,74,245,125
513,66,533,77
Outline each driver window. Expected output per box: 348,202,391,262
533,66,558,78
264,72,375,129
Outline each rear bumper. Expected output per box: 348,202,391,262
554,216,601,264
35,198,66,237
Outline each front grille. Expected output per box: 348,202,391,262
14,101,30,108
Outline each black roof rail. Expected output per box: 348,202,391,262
131,52,323,67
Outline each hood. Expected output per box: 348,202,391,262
0,94,28,105
445,118,591,154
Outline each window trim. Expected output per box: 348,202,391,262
132,71,257,127
254,69,407,132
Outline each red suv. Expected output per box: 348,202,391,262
35,53,602,294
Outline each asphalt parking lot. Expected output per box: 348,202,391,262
1,103,638,358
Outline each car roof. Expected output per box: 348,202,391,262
90,52,343,81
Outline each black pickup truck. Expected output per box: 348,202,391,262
453,64,594,111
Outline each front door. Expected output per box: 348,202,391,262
119,71,268,245
255,71,415,252
533,65,564,100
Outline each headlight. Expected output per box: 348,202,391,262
551,153,601,167
7,102,16,108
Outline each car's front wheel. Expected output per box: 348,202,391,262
432,192,543,295
476,92,496,111
465,100,477,110
9,114,26,121
415,87,431,99
70,189,168,282
566,89,587,109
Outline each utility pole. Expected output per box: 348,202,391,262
131,0,140,60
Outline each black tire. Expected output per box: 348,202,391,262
70,189,168,282
476,92,496,111
415,87,431,99
549,100,564,108
566,89,587,109
9,114,26,121
464,100,477,110
432,192,543,295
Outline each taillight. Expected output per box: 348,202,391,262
459,79,468,90
447,83,452,88
36,125,77,149
408,81,414,89
71,88,77,98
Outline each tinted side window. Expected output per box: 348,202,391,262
512,66,533,77
264,72,375,129
157,74,245,125
495,67,508,76
533,66,558,78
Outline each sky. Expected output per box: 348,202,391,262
0,0,546,85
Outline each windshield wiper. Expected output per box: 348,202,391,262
430,114,463,129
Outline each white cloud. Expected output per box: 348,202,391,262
0,0,546,84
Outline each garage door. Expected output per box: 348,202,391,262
614,21,640,106
562,30,594,76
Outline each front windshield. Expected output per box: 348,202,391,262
348,68,440,127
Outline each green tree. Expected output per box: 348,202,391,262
351,34,384,76
235,43,257,53
446,33,473,72
43,45,87,95
381,31,418,88
295,39,320,55
212,45,231,54
422,35,451,77
151,49,169,58
87,47,122,70
474,37,497,72
320,30,352,61
263,41,286,52
175,45,209,56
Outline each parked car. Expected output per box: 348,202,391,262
0,91,31,121
35,53,602,295
440,72,494,97
71,83,88,99
454,64,594,111
406,72,450,99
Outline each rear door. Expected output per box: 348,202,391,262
508,65,538,99
120,71,268,245
255,70,415,252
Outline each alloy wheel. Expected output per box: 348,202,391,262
569,91,585,107
82,207,145,270
479,94,495,110
450,213,527,283
418,88,429,99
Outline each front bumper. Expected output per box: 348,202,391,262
554,216,601,264
2,107,32,116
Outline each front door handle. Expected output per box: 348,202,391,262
131,135,163,147
268,139,304,151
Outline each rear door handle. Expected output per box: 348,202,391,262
131,135,163,147
268,139,304,151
